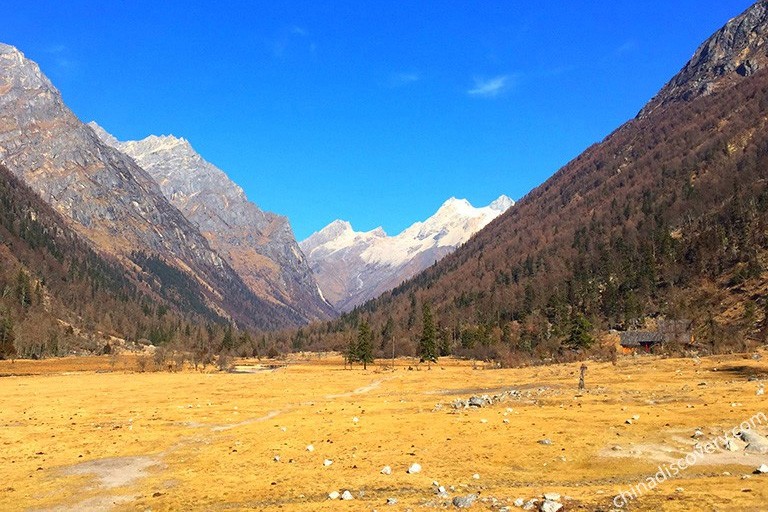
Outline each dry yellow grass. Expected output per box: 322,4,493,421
0,352,767,511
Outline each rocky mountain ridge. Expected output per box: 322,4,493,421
0,43,308,329
640,0,768,117
89,123,335,322
300,195,513,311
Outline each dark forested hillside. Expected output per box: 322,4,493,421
277,4,768,359
0,164,248,359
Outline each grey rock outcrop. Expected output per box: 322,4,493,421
640,1,768,117
89,123,335,323
0,43,305,329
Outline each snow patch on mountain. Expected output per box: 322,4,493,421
300,195,513,311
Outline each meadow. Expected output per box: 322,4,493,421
1,351,766,511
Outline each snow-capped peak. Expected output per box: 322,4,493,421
302,194,514,311
489,194,514,212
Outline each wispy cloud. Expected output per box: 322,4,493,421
272,25,316,59
42,44,78,75
388,72,421,88
467,75,510,97
613,40,638,57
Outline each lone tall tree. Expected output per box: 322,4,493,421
357,320,374,370
419,303,437,364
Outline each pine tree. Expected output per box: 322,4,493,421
0,313,16,360
221,324,234,352
419,303,437,364
357,320,374,369
566,312,594,350
346,335,359,367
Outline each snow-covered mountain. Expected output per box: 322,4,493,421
300,195,514,312
89,122,335,323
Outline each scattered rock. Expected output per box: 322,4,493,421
469,396,489,408
758,387,765,396
353,416,359,424
538,439,552,446
452,494,477,508
514,498,525,507
755,464,768,474
739,431,768,454
503,419,510,424
386,497,398,505
540,500,563,512
381,465,392,475
472,473,480,480
273,455,280,462
341,490,354,500
323,459,333,467
522,499,538,510
407,463,422,474
328,491,340,500
306,444,314,452
543,492,560,501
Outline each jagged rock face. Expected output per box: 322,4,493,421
0,43,306,329
91,124,335,322
640,0,768,117
301,196,513,312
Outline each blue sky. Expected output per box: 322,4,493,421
4,1,755,240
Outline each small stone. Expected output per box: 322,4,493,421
538,439,552,445
543,492,561,501
306,444,314,452
757,388,765,396
522,499,538,511
472,473,480,480
540,500,563,512
381,465,392,475
353,416,359,423
480,418,488,424
407,462,422,474
755,464,768,474
273,455,280,462
676,487,684,493
341,490,354,500
386,497,398,505
632,414,640,421
323,459,333,467
503,419,510,424
625,419,633,425
328,491,340,500
468,396,486,407
452,494,477,508
514,498,525,507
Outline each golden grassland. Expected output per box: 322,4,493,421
0,351,767,511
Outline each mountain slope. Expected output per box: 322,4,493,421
300,196,513,312
312,1,768,355
89,124,335,322
0,43,304,330
0,163,210,358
